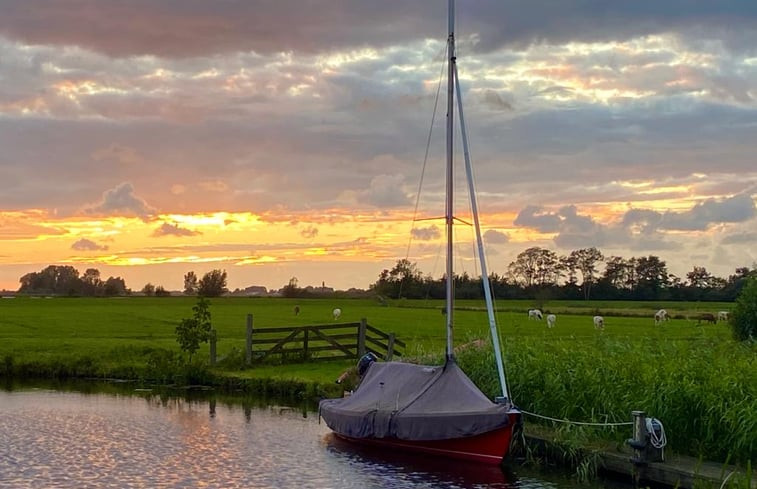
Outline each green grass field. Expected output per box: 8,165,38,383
0,295,734,369
1,295,753,464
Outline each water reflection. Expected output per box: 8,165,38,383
0,385,598,489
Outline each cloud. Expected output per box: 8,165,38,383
721,231,757,245
84,182,156,219
513,205,562,233
2,1,756,60
483,229,509,244
411,225,440,241
660,193,756,230
622,193,756,232
622,209,664,235
356,174,410,208
300,226,319,239
482,90,513,111
514,204,680,251
152,222,201,237
71,238,108,251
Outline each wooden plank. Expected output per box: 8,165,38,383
524,432,756,489
245,314,253,365
252,323,360,334
386,333,395,361
310,327,355,357
365,337,387,350
257,328,304,361
251,333,357,345
269,345,358,355
357,319,367,357
366,325,406,347
364,324,390,340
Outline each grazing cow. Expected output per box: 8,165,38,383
333,308,342,320
546,314,556,328
593,315,604,330
697,313,716,325
293,305,300,316
654,309,669,325
717,311,729,322
528,309,543,320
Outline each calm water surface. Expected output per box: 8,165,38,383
0,387,609,489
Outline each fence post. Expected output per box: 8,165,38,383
209,329,217,366
385,333,395,361
245,314,253,365
303,327,309,360
357,318,367,358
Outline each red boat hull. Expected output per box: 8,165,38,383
335,411,520,465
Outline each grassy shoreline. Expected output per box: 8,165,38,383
1,296,753,466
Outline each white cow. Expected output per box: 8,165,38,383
546,314,556,328
332,308,342,320
528,309,543,320
654,309,669,325
593,315,605,330
717,311,729,322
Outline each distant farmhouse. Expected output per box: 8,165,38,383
228,285,269,297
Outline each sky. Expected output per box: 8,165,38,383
1,0,756,293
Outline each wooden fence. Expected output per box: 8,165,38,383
235,315,404,364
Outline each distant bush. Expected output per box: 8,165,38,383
730,277,757,341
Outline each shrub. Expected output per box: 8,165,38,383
175,297,212,361
730,277,757,341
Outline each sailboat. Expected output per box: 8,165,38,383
319,0,520,465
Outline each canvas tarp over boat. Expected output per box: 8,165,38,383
319,360,511,441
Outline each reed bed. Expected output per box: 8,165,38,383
455,335,756,465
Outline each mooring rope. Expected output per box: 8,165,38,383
520,409,634,427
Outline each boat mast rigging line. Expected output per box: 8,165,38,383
398,43,447,302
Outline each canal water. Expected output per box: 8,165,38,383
0,385,619,488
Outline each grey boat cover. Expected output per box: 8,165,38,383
319,360,510,441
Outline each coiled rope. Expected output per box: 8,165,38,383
647,417,667,448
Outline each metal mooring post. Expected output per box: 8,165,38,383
628,410,648,465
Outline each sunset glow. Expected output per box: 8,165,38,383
1,1,755,292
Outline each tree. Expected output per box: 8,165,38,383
103,276,128,296
81,268,103,296
18,265,82,295
634,255,669,300
155,285,171,297
730,277,757,341
142,283,156,296
282,277,300,298
571,247,604,300
183,271,198,295
508,247,561,287
197,269,228,297
175,297,212,361
686,266,715,288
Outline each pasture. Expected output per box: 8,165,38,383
0,296,753,464
0,296,734,369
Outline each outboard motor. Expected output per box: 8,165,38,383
335,352,378,385
357,352,378,377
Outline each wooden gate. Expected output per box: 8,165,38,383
244,315,405,364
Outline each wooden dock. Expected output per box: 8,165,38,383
523,432,755,489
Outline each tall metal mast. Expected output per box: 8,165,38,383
445,0,456,360
445,0,510,400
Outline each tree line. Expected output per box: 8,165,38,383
369,247,757,302
15,246,757,302
17,266,229,298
